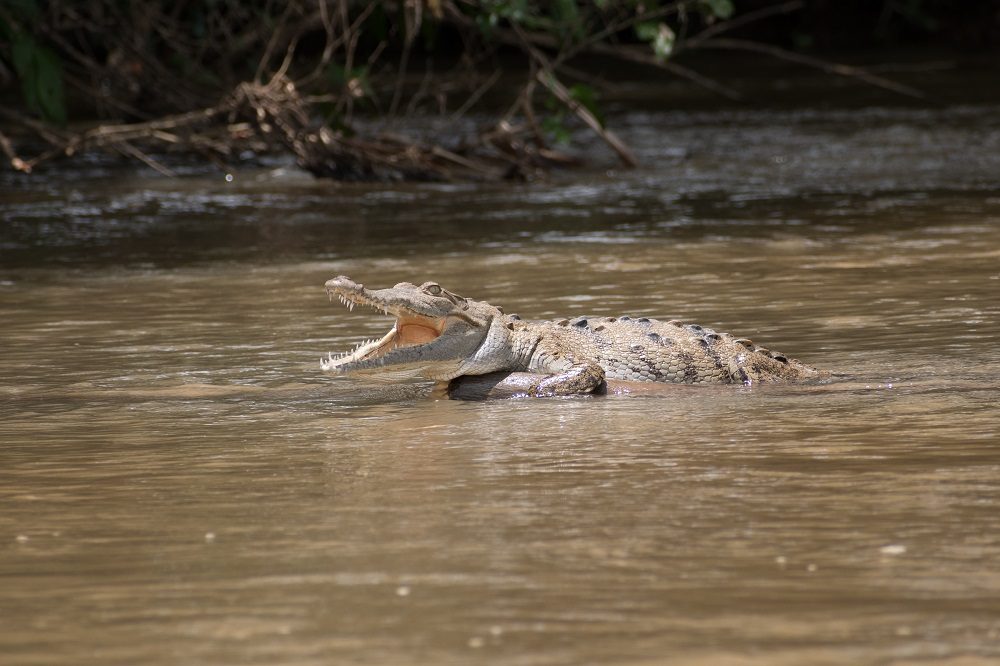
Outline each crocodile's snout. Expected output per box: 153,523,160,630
325,276,363,294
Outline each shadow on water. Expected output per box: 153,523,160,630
2,101,1000,665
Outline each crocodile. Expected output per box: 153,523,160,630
320,276,822,396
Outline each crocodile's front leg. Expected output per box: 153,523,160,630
518,332,606,396
530,362,605,396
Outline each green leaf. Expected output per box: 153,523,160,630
701,0,735,20
541,115,571,145
635,21,660,42
554,0,583,40
4,0,39,23
474,12,497,36
489,0,527,22
421,13,441,51
33,46,66,125
10,32,33,76
9,32,66,125
568,83,603,127
319,106,355,136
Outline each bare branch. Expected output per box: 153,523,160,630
690,38,925,99
114,142,177,177
681,0,805,48
450,69,502,120
585,42,743,100
0,129,30,173
535,69,637,168
509,23,637,167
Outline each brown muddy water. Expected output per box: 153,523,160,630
2,105,1000,665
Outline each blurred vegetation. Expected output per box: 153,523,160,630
0,0,996,179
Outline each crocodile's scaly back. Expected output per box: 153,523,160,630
322,276,822,396
511,315,816,386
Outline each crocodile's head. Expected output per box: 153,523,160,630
321,276,507,381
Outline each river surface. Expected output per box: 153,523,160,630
2,103,1000,665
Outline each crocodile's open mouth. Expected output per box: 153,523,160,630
321,285,446,372
321,275,490,379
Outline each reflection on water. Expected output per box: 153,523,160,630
2,104,1000,665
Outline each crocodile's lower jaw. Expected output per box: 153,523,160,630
322,316,444,372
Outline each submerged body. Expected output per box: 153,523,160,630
321,276,821,396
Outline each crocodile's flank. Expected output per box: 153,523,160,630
321,276,822,396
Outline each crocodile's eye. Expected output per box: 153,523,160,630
425,284,442,295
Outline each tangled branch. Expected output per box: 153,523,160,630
0,1,924,181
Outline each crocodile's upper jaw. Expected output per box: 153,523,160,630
321,276,495,380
